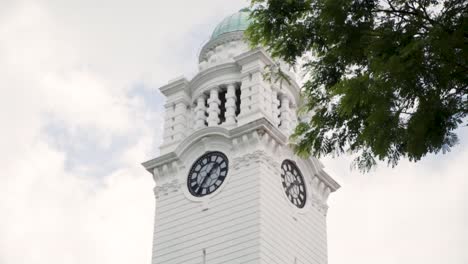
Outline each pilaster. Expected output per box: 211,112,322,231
207,87,221,126
279,94,292,134
159,77,191,154
235,49,276,127
195,95,207,130
271,88,281,127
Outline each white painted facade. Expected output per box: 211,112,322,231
142,10,340,264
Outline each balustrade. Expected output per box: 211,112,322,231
189,84,296,134
207,88,221,126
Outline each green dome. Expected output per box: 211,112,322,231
211,8,251,40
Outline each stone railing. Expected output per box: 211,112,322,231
187,82,297,134
158,49,300,154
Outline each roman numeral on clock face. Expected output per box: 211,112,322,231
280,160,307,208
187,151,229,197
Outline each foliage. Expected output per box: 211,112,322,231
246,0,468,171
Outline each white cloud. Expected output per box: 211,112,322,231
326,132,468,264
0,1,248,263
0,2,159,263
1,1,466,264
0,141,154,264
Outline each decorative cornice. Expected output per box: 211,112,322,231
199,31,245,62
316,169,340,193
234,48,275,68
189,62,241,102
159,77,190,97
142,152,178,174
164,94,191,107
141,118,287,173
153,179,181,199
231,150,331,216
231,150,278,170
310,198,329,216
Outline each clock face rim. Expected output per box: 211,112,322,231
187,151,229,197
280,159,307,208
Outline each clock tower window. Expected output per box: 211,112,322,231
218,88,227,124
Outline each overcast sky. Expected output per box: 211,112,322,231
0,0,466,263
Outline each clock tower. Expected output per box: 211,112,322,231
142,9,340,264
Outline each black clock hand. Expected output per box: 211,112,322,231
197,163,219,194
194,163,213,194
286,183,295,194
286,180,301,195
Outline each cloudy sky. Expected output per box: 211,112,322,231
1,0,466,263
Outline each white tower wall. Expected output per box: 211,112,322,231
144,123,338,264
258,154,329,264
142,9,339,264
147,131,263,263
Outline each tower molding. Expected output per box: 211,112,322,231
143,117,339,208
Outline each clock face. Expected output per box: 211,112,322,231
281,160,307,208
187,151,229,197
